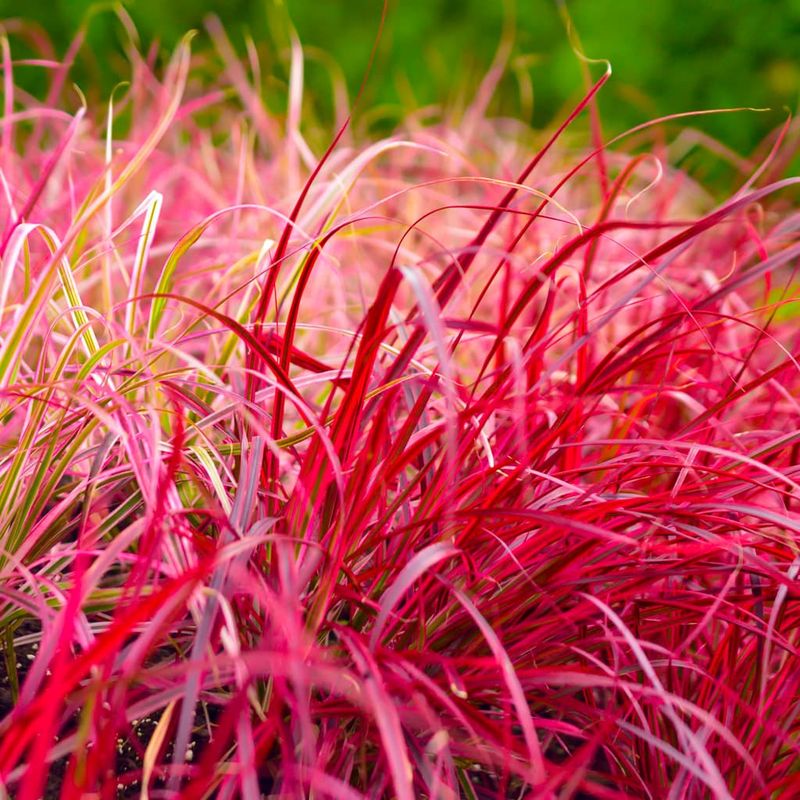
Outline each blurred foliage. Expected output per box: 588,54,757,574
0,0,798,152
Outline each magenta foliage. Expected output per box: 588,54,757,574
0,16,799,800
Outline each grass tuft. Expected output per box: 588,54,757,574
0,14,799,800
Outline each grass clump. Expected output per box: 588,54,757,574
0,12,799,800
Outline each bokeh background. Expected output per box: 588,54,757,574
1,0,798,153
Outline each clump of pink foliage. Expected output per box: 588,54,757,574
0,13,799,800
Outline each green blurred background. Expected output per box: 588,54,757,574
1,0,798,152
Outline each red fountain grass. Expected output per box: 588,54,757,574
1,15,800,800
